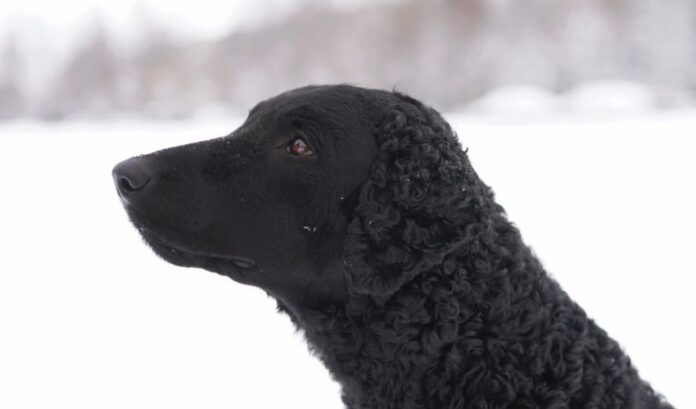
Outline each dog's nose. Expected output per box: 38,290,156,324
113,157,151,201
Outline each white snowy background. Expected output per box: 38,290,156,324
1,1,695,409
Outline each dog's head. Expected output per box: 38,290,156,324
114,85,493,309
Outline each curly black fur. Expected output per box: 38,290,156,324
114,85,673,409
296,93,672,409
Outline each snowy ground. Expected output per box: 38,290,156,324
1,110,695,409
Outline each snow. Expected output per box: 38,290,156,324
466,85,559,118
563,81,656,115
1,111,695,409
463,81,663,120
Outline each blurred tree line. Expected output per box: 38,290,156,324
1,0,694,120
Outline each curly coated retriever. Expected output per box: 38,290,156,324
113,85,673,409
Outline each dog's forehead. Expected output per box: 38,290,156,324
252,86,354,117
249,85,395,123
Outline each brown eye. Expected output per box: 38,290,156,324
287,137,314,157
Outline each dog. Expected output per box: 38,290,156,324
113,84,672,409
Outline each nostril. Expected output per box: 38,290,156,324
119,177,138,193
113,157,152,199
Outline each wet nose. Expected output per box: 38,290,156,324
112,157,151,201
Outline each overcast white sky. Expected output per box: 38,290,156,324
0,0,294,41
0,0,309,98
0,0,388,42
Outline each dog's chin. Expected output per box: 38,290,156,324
132,224,258,282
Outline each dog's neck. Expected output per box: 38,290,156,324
297,219,544,407
279,217,661,409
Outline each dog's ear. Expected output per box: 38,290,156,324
343,93,496,297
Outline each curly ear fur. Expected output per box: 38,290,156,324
344,93,497,297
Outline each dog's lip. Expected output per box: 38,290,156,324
203,253,256,269
138,226,257,269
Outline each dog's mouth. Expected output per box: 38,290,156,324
136,225,257,271
200,252,257,269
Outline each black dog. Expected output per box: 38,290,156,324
113,85,672,409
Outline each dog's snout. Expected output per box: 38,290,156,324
113,157,151,201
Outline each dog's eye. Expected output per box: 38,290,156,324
287,137,314,157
